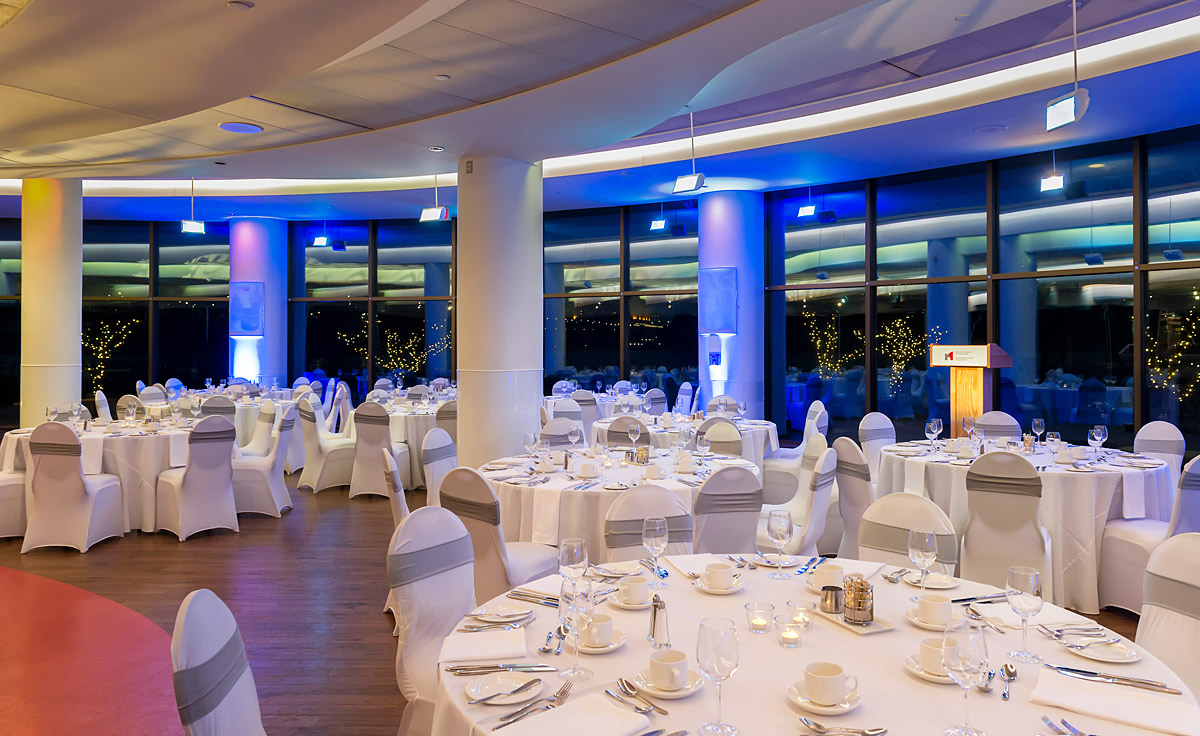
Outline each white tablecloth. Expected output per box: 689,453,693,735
876,444,1175,613
545,395,617,420
431,555,1197,736
590,417,779,473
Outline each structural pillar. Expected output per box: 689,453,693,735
21,179,82,427
456,156,543,466
697,190,765,418
424,262,452,379
998,235,1039,386
229,218,288,386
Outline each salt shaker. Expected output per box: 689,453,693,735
647,593,670,649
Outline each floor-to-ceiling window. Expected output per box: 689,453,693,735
82,221,151,406
0,220,18,424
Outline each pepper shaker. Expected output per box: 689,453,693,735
648,593,670,649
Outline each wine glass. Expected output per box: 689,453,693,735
559,579,594,682
189,401,201,424
737,402,747,421
908,528,938,599
931,417,943,450
1006,566,1044,664
627,423,641,447
522,432,537,458
1046,431,1062,455
697,432,711,459
567,425,582,454
1088,426,1103,459
170,401,182,427
717,397,728,417
697,617,739,736
1031,418,1045,447
605,383,613,396
69,402,82,425
640,381,649,395
559,538,588,581
45,405,57,424
766,510,793,580
1094,425,1108,456
968,429,982,457
943,620,989,736
642,517,668,590
962,415,974,436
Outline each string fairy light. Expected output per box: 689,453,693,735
82,318,140,392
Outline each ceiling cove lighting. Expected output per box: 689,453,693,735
181,178,204,234
420,174,450,222
1046,0,1090,131
673,111,706,194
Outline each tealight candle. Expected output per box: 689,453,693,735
787,599,817,631
776,616,802,648
744,601,774,634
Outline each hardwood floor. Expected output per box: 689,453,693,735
0,474,425,735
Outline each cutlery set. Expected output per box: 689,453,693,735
1043,662,1182,694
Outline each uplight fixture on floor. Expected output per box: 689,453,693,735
1046,0,1090,131
673,111,705,194
420,174,450,222
181,178,204,234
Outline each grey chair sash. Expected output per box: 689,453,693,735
278,419,295,431
439,406,457,419
298,406,317,422
965,472,1042,497
442,494,501,525
256,411,275,423
859,428,895,442
800,454,818,471
30,441,81,456
422,444,457,464
858,519,958,564
710,440,742,456
574,396,596,406
1136,438,1185,456
173,626,250,726
650,398,666,409
555,409,582,421
387,534,474,588
836,459,872,482
541,434,572,448
811,468,836,492
203,405,236,416
607,429,646,445
354,413,391,427
1145,571,1200,618
695,489,763,515
605,514,692,548
973,422,1020,439
190,428,237,444
816,418,829,433
1180,471,1200,491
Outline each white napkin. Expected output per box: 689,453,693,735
529,482,563,547
903,455,925,495
664,553,721,578
493,693,649,736
515,575,567,598
79,434,104,475
168,431,190,468
967,605,1091,630
438,629,527,664
1108,464,1146,518
1030,668,1200,735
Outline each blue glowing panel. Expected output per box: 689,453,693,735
229,281,265,337
698,267,737,335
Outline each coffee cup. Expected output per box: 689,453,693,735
676,453,695,472
619,575,649,604
644,464,665,480
812,563,844,590
648,649,689,691
551,450,566,466
1072,446,1088,461
578,462,598,478
704,563,735,590
581,613,614,647
920,636,956,676
536,457,554,473
917,594,952,626
147,420,161,432
804,662,858,706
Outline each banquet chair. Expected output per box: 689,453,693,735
0,468,26,538
136,380,147,394
383,448,411,529
320,378,335,416
232,407,295,518
615,394,642,415
973,410,1021,440
774,401,830,462
389,507,476,735
552,397,583,424
605,485,693,563
706,394,739,415
857,493,957,575
297,396,355,493
703,420,743,457
858,412,896,481
644,388,667,416
171,589,267,736
94,389,115,424
439,467,557,603
406,384,431,404
1135,533,1200,698
115,393,146,419
675,381,694,413
374,377,394,391
1099,456,1200,614
756,443,835,556
606,416,651,447
328,382,353,434
570,389,599,436
1134,420,1186,490
1070,378,1110,425
292,376,310,388
960,451,1052,599
156,416,239,541
539,405,550,427
21,423,123,553
164,377,184,394
290,384,313,402
365,389,390,403
539,417,579,449
420,428,457,507
52,405,92,423
552,379,573,396
431,377,450,390
693,466,762,554
833,437,876,559
201,395,236,418
238,400,276,458
696,416,736,436
349,402,411,500
614,380,632,394
762,431,826,510
435,400,457,444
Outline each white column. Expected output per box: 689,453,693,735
698,190,765,418
21,179,82,427
229,218,288,386
455,156,544,466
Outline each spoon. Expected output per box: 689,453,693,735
537,631,556,654
1001,663,1017,701
798,716,887,735
468,677,541,705
977,668,995,692
618,677,669,715
554,624,567,655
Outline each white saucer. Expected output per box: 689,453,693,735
464,672,544,706
893,450,922,457
903,572,958,590
1067,466,1097,473
754,553,800,568
950,459,974,466
608,595,653,611
896,442,918,448
482,463,509,472
904,608,962,631
785,681,862,715
566,632,627,654
693,577,744,595
1061,638,1142,664
633,669,704,699
902,655,954,685
576,473,600,481
468,603,533,624
604,482,630,491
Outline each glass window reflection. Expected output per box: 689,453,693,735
776,182,866,285
85,221,151,298
544,296,620,393
544,209,621,294
876,165,987,281
373,300,452,387
783,288,865,440
628,202,698,291
627,294,697,404
297,221,369,298
155,221,229,297
376,219,452,297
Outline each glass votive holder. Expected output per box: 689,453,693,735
786,599,817,631
744,601,774,634
775,615,802,648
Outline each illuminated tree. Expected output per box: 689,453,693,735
82,318,140,393
877,318,948,394
1147,305,1200,399
337,312,450,376
794,304,862,374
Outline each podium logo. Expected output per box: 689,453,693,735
945,351,954,360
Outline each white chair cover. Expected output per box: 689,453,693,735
430,377,450,389
406,384,431,404
703,420,743,457
1135,420,1186,491
706,394,739,414
675,381,694,413
762,432,826,507
165,377,184,393
833,437,876,560
152,381,169,396
552,380,573,396
171,589,267,736
1135,533,1200,699
693,466,762,554
806,400,830,437
232,406,295,518
320,379,335,417
606,416,651,447
857,493,958,575
94,389,114,424
374,377,394,391
292,377,310,388
390,507,476,735
296,396,355,493
0,469,26,538
239,400,276,458
756,446,835,556
420,428,457,508
552,397,583,423
328,382,353,433
440,467,557,604
615,394,642,414
201,395,236,418
436,400,457,445
116,393,147,419
858,412,895,481
613,380,632,394
20,422,123,553
349,401,411,500
383,448,411,529
960,451,1052,598
570,390,599,437
540,417,581,450
644,388,667,416
365,389,390,403
136,380,147,394
156,416,239,541
973,410,1021,440
539,405,550,428
604,485,693,563
291,384,313,402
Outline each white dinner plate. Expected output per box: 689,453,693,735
1066,466,1097,473
895,442,918,448
482,463,509,472
754,553,800,568
904,608,963,631
565,631,627,654
603,482,630,491
785,681,862,715
902,655,954,685
693,577,744,595
903,572,958,590
468,603,533,624
1061,638,1142,664
950,459,974,466
608,596,652,611
893,451,922,458
633,670,704,699
464,673,543,706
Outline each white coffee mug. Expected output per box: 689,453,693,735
582,614,614,647
920,636,957,676
812,564,844,590
917,594,952,626
804,662,857,706
619,575,649,604
644,465,665,480
1072,446,1088,461
677,454,695,472
578,462,598,478
649,649,689,691
705,563,734,590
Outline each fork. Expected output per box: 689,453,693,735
1061,636,1121,650
1037,624,1105,640
882,568,909,584
738,556,759,570
1059,718,1098,736
725,555,746,568
498,682,572,725
1041,716,1068,735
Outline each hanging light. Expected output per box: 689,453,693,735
650,202,667,231
312,220,329,246
420,174,450,222
1041,150,1065,191
1046,1,1090,131
181,178,205,234
798,186,816,217
672,111,705,194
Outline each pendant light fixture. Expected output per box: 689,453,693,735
1041,150,1065,191
312,220,329,247
651,202,667,231
420,174,450,222
1046,1,1090,131
673,110,705,194
181,178,205,234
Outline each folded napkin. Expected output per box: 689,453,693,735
79,435,104,475
1103,464,1146,518
903,455,926,495
515,575,567,598
491,693,649,736
168,431,190,468
438,628,527,664
970,605,1091,630
1030,667,1200,735
664,553,721,578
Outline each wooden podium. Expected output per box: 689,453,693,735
929,344,1012,438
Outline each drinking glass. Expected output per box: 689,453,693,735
605,384,613,396
559,538,588,581
1031,418,1045,447
190,401,201,423
972,429,986,455
45,405,57,423
908,528,938,599
696,433,711,459
1094,425,1108,456
1088,427,1103,459
522,432,537,458
931,417,943,450
697,617,739,736
641,381,649,395
925,421,938,449
737,402,747,421
559,579,594,682
717,397,728,417
1006,566,1044,664
567,425,582,454
1046,431,1061,455
765,510,793,580
943,620,989,736
642,517,668,590
962,416,974,436
643,397,653,415
627,423,641,446
69,402,82,424
170,402,182,426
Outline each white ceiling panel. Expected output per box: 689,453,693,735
888,35,1003,76
514,0,716,43
257,80,416,130
311,64,475,117
388,21,577,85
0,86,154,149
339,45,512,103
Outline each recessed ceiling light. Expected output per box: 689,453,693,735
219,122,263,134
955,14,970,21
213,161,228,166
428,146,445,152
1088,163,1105,168
434,74,452,81
227,0,255,9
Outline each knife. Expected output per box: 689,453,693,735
951,592,1006,604
1044,663,1169,688
506,593,558,608
445,664,558,675
1044,664,1181,694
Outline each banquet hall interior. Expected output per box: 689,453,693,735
4,0,1200,734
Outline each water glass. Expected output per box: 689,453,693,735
962,416,974,436
642,517,669,590
559,579,594,682
1031,418,1045,446
1088,427,1104,459
925,421,938,447
522,432,537,457
567,425,582,453
627,424,642,446
931,418,943,449
943,620,989,736
697,433,711,457
45,405,57,423
697,618,739,736
1046,431,1062,455
559,538,588,581
908,528,938,598
1006,566,1044,664
766,510,793,580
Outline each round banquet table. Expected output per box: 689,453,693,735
875,442,1175,614
430,555,1196,736
545,394,617,420
590,417,780,473
485,450,761,561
